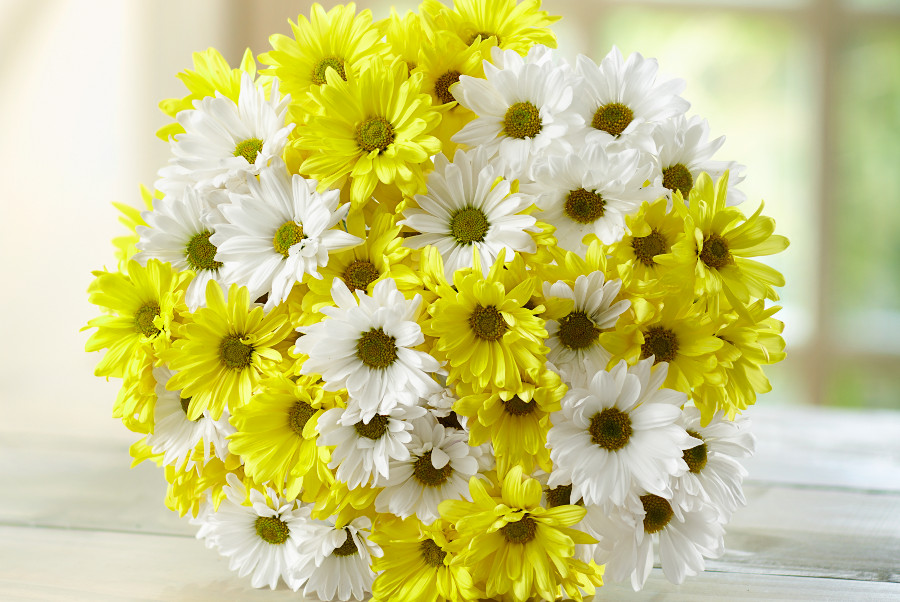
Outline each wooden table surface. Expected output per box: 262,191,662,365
1,404,899,601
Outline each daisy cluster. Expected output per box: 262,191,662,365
85,1,789,600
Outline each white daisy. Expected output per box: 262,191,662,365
292,513,381,602
542,272,630,381
156,72,293,196
570,47,689,149
547,358,698,506
524,143,663,251
672,405,755,522
211,165,362,309
375,416,480,523
134,186,229,311
650,115,747,205
146,366,233,467
317,401,427,489
191,474,306,590
451,44,581,179
295,278,442,419
400,147,537,279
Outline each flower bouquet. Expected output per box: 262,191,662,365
84,0,789,599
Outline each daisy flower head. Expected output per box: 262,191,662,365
191,473,307,590
375,416,480,523
400,147,538,279
384,8,427,72
295,277,442,420
451,44,581,179
317,401,427,489
211,165,362,310
298,57,441,205
547,358,699,506
156,72,293,197
572,47,689,149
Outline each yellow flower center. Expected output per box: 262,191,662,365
273,221,305,257
640,326,679,364
501,516,537,544
699,233,733,269
413,450,454,486
343,260,380,291
557,311,599,350
592,102,634,136
332,529,359,557
185,230,223,272
641,494,674,534
631,229,668,266
133,303,161,338
311,56,347,85
503,101,542,139
469,305,508,341
449,207,490,244
589,407,632,451
356,327,398,369
662,163,694,198
420,539,447,567
288,400,316,436
435,70,462,104
219,334,253,370
255,516,290,544
233,138,264,164
356,117,395,153
354,414,390,440
563,188,606,224
502,395,537,416
684,430,708,473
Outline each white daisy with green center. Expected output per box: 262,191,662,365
543,271,630,382
316,401,427,489
523,143,663,252
571,46,689,149
191,473,307,591
135,186,229,311
146,366,234,468
157,72,294,197
400,147,537,279
210,164,362,310
295,277,442,420
374,416,481,523
450,45,581,179
650,115,746,205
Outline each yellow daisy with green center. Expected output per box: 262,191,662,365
159,282,291,420
439,466,598,602
423,248,548,390
298,57,442,205
228,374,341,500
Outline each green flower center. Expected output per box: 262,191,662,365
545,484,575,508
631,229,668,266
356,327,398,369
449,207,490,245
311,56,347,85
557,310,599,350
255,515,290,544
134,303,161,338
413,450,454,486
502,395,537,416
469,305,507,341
564,188,605,224
273,221,305,257
331,529,359,557
592,102,634,137
435,70,462,104
699,232,733,269
684,430,708,473
185,230,223,272
640,326,679,364
662,163,694,198
354,414,390,440
589,407,633,451
468,31,501,45
343,260,380,291
219,334,253,370
233,138,264,164
288,400,316,436
501,516,537,544
420,539,447,567
356,117,395,153
503,101,542,139
641,494,674,534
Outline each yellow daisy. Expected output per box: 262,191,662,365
298,57,442,205
164,447,244,518
159,281,291,420
384,8,428,73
